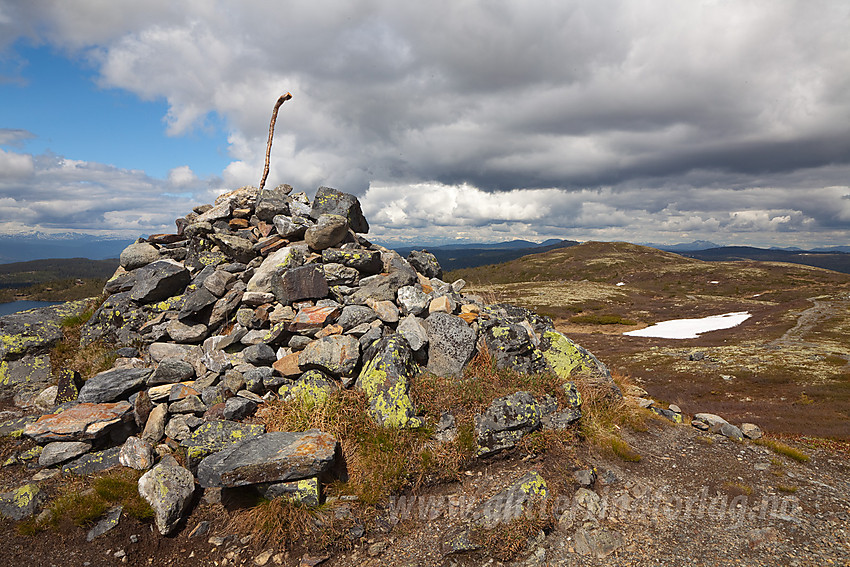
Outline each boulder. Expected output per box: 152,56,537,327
55,369,84,404
407,250,442,279
141,404,168,444
425,313,477,377
24,402,134,442
255,185,292,221
310,186,369,233
62,446,122,475
321,248,382,274
356,335,420,428
305,214,349,251
474,391,541,457
273,215,312,239
539,330,620,397
167,320,208,343
271,265,329,305
138,457,196,535
256,477,320,507
397,315,428,352
120,242,160,270
280,370,337,405
242,343,277,366
396,286,430,316
130,260,191,304
119,436,155,470
180,420,266,468
78,367,151,403
38,441,92,467
299,335,361,377
197,429,337,488
337,305,377,331
148,358,195,385
0,484,45,521
741,423,763,440
287,305,340,333
246,246,305,293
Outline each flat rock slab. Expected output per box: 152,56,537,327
87,505,123,541
78,367,151,403
197,429,337,488
24,401,133,442
0,300,88,361
180,420,266,468
38,441,92,467
62,446,121,475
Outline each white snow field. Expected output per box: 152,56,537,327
623,311,752,339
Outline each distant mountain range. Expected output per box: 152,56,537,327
0,233,133,264
392,239,579,272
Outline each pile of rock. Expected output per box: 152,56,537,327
0,184,619,536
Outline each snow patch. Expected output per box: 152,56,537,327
623,312,752,339
615,282,626,286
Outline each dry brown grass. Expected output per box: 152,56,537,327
50,299,117,381
470,502,552,561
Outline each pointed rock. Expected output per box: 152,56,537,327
138,457,196,535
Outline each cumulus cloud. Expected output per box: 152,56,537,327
1,1,850,246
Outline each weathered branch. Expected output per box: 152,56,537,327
259,92,293,191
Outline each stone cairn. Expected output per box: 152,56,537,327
0,184,621,536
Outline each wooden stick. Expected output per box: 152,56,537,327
259,92,293,191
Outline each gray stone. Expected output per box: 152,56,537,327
141,404,168,444
573,527,625,558
256,477,320,507
407,250,442,279
321,248,382,273
34,385,58,411
168,395,207,414
338,305,377,331
720,422,744,441
222,396,257,421
305,214,348,251
118,436,154,470
211,234,256,264
369,299,399,323
397,314,428,351
167,319,208,343
310,186,369,233
574,468,597,487
692,412,729,433
271,265,329,305
434,412,457,443
196,200,232,223
180,420,266,468
120,242,160,270
245,366,273,393
202,269,236,297
197,429,337,488
38,441,92,467
425,312,477,377
323,263,360,286
256,185,292,221
356,335,420,428
164,414,193,442
0,300,89,361
273,215,312,239
148,358,195,385
130,260,191,303
474,391,541,457
179,287,218,318
299,335,361,377
87,505,123,541
0,484,45,520
62,446,121,475
243,343,277,366
78,367,151,403
396,286,430,316
138,457,196,535
741,423,763,439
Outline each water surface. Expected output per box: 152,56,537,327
0,300,65,317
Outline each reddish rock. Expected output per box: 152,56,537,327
287,305,341,333
272,351,302,377
24,402,134,442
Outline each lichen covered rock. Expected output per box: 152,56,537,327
138,456,196,535
356,335,420,428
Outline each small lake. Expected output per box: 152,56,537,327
0,300,65,317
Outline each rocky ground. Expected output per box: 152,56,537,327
0,185,847,566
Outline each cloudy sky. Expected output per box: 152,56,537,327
1,1,849,248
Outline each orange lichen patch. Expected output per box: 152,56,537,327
459,312,479,324
23,401,133,441
316,324,343,338
287,305,341,332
